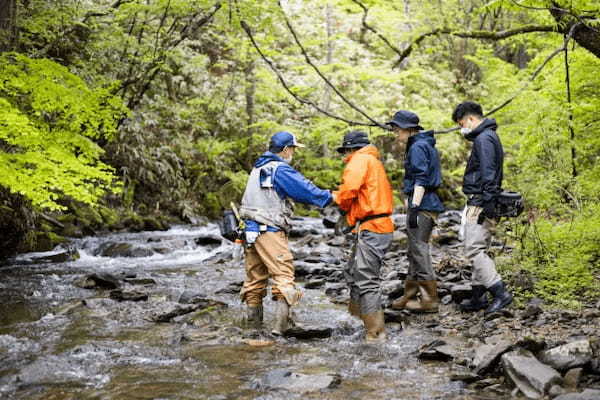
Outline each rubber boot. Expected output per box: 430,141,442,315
245,304,263,330
485,281,512,314
406,281,439,313
348,300,361,318
459,285,489,312
362,310,386,343
391,280,419,310
271,299,290,336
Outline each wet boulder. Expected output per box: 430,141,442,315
75,273,120,289
109,289,148,302
304,279,326,289
93,242,154,258
553,389,600,400
538,339,593,372
194,235,222,246
215,281,243,295
417,340,456,361
382,280,404,300
254,369,341,393
501,349,562,399
283,325,333,340
150,302,199,322
384,309,407,324
472,340,513,375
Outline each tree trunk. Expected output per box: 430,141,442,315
551,4,600,59
0,0,17,51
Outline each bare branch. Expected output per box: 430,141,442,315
240,20,380,128
392,25,557,69
350,0,404,58
277,1,388,129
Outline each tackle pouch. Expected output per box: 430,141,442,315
495,191,524,218
219,209,241,242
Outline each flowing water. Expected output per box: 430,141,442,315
0,219,487,400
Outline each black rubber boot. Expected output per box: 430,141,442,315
459,285,488,312
484,281,512,314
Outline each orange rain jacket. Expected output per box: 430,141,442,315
333,145,394,234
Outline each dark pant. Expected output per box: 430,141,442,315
344,230,392,315
407,212,436,281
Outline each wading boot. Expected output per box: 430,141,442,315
348,300,361,318
391,280,419,310
362,310,386,344
459,285,488,312
245,304,263,330
406,281,439,313
484,281,512,315
271,299,290,336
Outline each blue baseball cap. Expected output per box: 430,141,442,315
269,131,305,149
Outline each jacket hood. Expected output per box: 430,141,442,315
408,130,436,147
255,151,286,168
343,144,380,163
465,118,497,141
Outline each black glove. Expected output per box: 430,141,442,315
407,206,419,229
478,199,497,224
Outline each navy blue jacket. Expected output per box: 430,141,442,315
245,151,332,232
463,118,504,205
404,131,444,213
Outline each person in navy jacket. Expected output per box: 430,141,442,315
238,131,332,335
387,110,444,313
452,101,512,315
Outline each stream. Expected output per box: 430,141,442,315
0,215,500,399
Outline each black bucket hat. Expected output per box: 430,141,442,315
336,130,370,154
387,110,423,130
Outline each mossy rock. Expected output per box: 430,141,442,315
73,204,103,229
122,212,144,232
33,231,68,252
60,223,83,238
98,207,122,229
142,215,169,231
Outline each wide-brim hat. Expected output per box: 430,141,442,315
387,110,423,130
336,130,370,153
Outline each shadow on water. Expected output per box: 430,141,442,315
0,222,487,400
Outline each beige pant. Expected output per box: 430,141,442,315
240,231,302,307
464,206,501,288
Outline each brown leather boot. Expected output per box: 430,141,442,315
406,280,439,313
362,310,386,343
391,280,419,310
348,300,361,318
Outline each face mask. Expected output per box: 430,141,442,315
460,127,472,137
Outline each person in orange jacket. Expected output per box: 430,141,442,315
332,130,394,343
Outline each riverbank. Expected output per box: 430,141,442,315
0,213,598,399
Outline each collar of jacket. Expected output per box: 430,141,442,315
254,151,286,168
343,144,380,163
407,130,435,148
464,118,498,141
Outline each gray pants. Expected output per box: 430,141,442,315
464,206,501,288
407,212,436,281
344,230,393,315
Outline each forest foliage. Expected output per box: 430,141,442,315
1,0,599,305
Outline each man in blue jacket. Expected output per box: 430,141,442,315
387,111,444,313
239,131,332,335
452,101,512,315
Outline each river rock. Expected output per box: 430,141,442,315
563,367,583,389
501,349,562,399
473,340,513,375
94,242,154,258
215,281,243,295
75,273,120,289
254,369,341,393
382,280,404,299
177,291,228,310
417,340,456,361
451,283,472,303
123,276,156,285
538,339,593,371
304,279,325,289
554,389,600,400
194,235,222,246
150,302,198,322
283,326,333,340
109,289,148,302
384,309,408,324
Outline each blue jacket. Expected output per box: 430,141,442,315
403,130,444,213
463,119,504,205
245,152,332,232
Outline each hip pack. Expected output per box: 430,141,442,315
495,191,524,218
